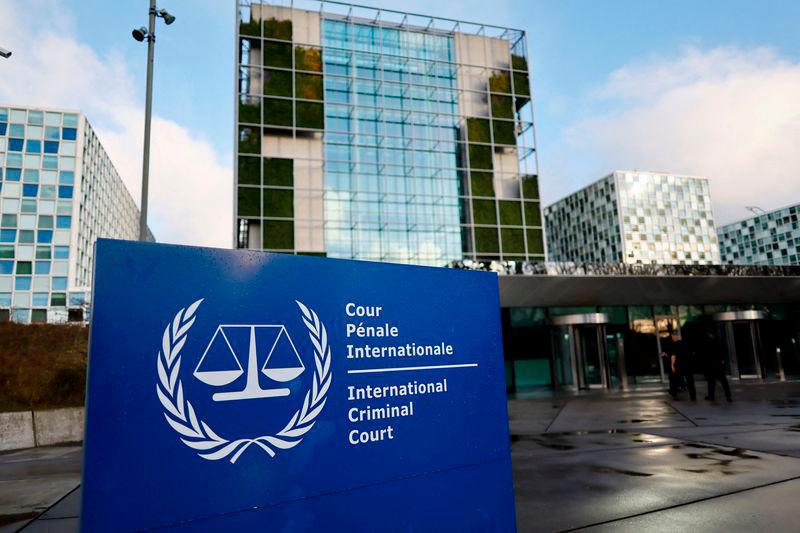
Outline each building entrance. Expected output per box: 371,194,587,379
713,311,766,379
550,314,613,390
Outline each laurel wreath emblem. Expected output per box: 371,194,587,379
156,299,332,463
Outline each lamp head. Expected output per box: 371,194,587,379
132,27,148,42
158,9,176,25
0,47,11,59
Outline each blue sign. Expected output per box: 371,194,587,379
82,239,515,531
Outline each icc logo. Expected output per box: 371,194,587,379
194,325,305,401
155,300,332,463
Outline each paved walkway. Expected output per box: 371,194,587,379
3,381,799,531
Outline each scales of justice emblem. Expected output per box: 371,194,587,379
156,300,332,462
193,325,305,401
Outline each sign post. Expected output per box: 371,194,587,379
82,239,515,531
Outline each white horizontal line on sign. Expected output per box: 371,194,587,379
347,363,479,374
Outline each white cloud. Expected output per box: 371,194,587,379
0,0,232,247
547,46,800,225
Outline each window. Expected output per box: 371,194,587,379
58,186,73,199
34,261,50,275
62,127,77,140
22,184,38,197
56,216,71,229
8,138,23,151
51,293,67,306
15,276,32,290
0,230,16,243
26,140,41,153
54,246,69,259
52,277,67,290
32,293,49,306
44,141,59,154
37,230,53,243
16,261,32,274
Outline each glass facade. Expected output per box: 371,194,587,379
504,303,800,393
718,203,800,265
0,106,145,324
235,1,543,266
545,171,721,265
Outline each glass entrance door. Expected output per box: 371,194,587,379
718,320,764,379
732,321,761,378
575,325,606,388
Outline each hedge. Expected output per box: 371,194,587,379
295,73,323,101
489,71,511,94
490,94,513,119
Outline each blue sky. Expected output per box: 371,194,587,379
2,0,799,245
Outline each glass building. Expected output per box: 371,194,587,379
235,1,543,266
718,203,800,265
0,105,148,324
544,171,721,265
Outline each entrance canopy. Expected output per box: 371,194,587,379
499,274,800,307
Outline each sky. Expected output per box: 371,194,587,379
1,0,799,248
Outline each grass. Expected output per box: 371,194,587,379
0,322,88,412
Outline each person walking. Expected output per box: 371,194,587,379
664,326,696,401
702,330,733,402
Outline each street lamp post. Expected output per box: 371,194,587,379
132,1,175,241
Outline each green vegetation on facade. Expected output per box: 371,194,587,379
470,171,494,197
238,102,260,124
492,120,515,145
263,97,293,127
263,157,293,186
524,201,542,226
501,228,525,253
467,117,490,143
262,18,292,40
263,187,294,218
263,220,294,250
468,144,493,170
295,47,323,72
499,200,522,226
474,227,500,255
263,41,293,68
472,199,497,225
237,187,260,217
522,174,539,199
238,156,260,185
263,69,293,96
527,228,544,254
238,126,260,154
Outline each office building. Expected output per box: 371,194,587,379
718,203,800,265
235,1,543,266
544,171,721,265
0,105,148,323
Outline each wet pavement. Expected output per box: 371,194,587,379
2,381,800,531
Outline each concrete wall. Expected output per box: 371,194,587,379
0,407,84,452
